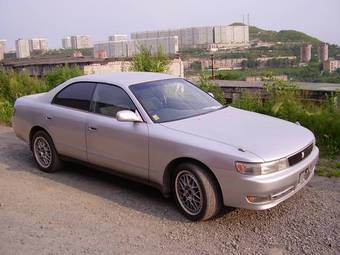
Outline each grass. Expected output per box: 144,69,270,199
316,157,340,177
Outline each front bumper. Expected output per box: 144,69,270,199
221,146,319,210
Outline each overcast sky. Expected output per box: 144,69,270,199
1,0,339,49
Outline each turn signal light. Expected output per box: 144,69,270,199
246,195,271,204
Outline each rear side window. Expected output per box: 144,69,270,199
91,83,136,118
53,82,96,111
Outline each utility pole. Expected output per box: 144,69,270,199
211,53,214,80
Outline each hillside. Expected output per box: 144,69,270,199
249,26,321,45
230,22,321,44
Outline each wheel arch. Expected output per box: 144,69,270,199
162,157,223,200
29,126,50,151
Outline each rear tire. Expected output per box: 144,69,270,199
32,130,62,173
172,162,222,221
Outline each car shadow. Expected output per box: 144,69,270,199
0,130,191,222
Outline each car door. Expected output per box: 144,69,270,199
47,82,96,161
86,83,149,179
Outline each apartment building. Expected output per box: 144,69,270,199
108,35,128,42
131,24,249,49
29,38,48,52
0,40,6,60
94,36,178,58
70,35,92,49
15,39,30,58
62,37,72,49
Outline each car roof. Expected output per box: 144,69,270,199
69,72,178,88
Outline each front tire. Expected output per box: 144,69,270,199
172,162,222,221
32,130,62,173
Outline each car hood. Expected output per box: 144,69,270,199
161,107,315,162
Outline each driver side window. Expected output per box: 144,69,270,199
91,83,136,118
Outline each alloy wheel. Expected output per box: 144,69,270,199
33,136,52,168
175,170,203,215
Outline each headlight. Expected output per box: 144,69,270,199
235,158,289,175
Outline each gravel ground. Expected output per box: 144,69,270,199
0,125,339,255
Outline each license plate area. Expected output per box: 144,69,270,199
299,168,310,184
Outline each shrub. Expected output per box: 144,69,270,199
0,100,13,124
233,91,265,113
197,73,226,105
45,65,83,89
233,78,340,155
215,71,242,80
0,65,83,124
130,46,170,73
0,69,48,104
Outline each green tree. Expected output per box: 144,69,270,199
130,46,170,73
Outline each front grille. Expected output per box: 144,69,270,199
288,143,313,166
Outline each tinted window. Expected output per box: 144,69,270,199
53,82,96,111
91,84,136,118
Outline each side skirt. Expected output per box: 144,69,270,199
59,155,170,198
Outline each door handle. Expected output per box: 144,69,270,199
88,126,97,131
46,115,52,120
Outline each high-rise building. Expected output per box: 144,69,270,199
70,36,78,49
28,38,48,52
108,35,128,42
0,39,6,49
39,39,48,51
318,42,328,62
213,25,249,44
131,25,249,49
0,46,4,61
62,37,72,49
0,40,6,61
15,39,30,59
70,35,92,49
0,47,4,61
300,44,312,63
94,36,178,59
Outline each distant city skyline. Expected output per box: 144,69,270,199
1,0,339,49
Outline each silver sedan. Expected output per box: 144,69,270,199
12,72,319,221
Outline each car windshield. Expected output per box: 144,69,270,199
129,78,223,123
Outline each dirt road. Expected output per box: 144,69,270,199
0,125,339,255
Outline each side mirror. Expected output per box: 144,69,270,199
208,92,215,98
116,110,143,122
